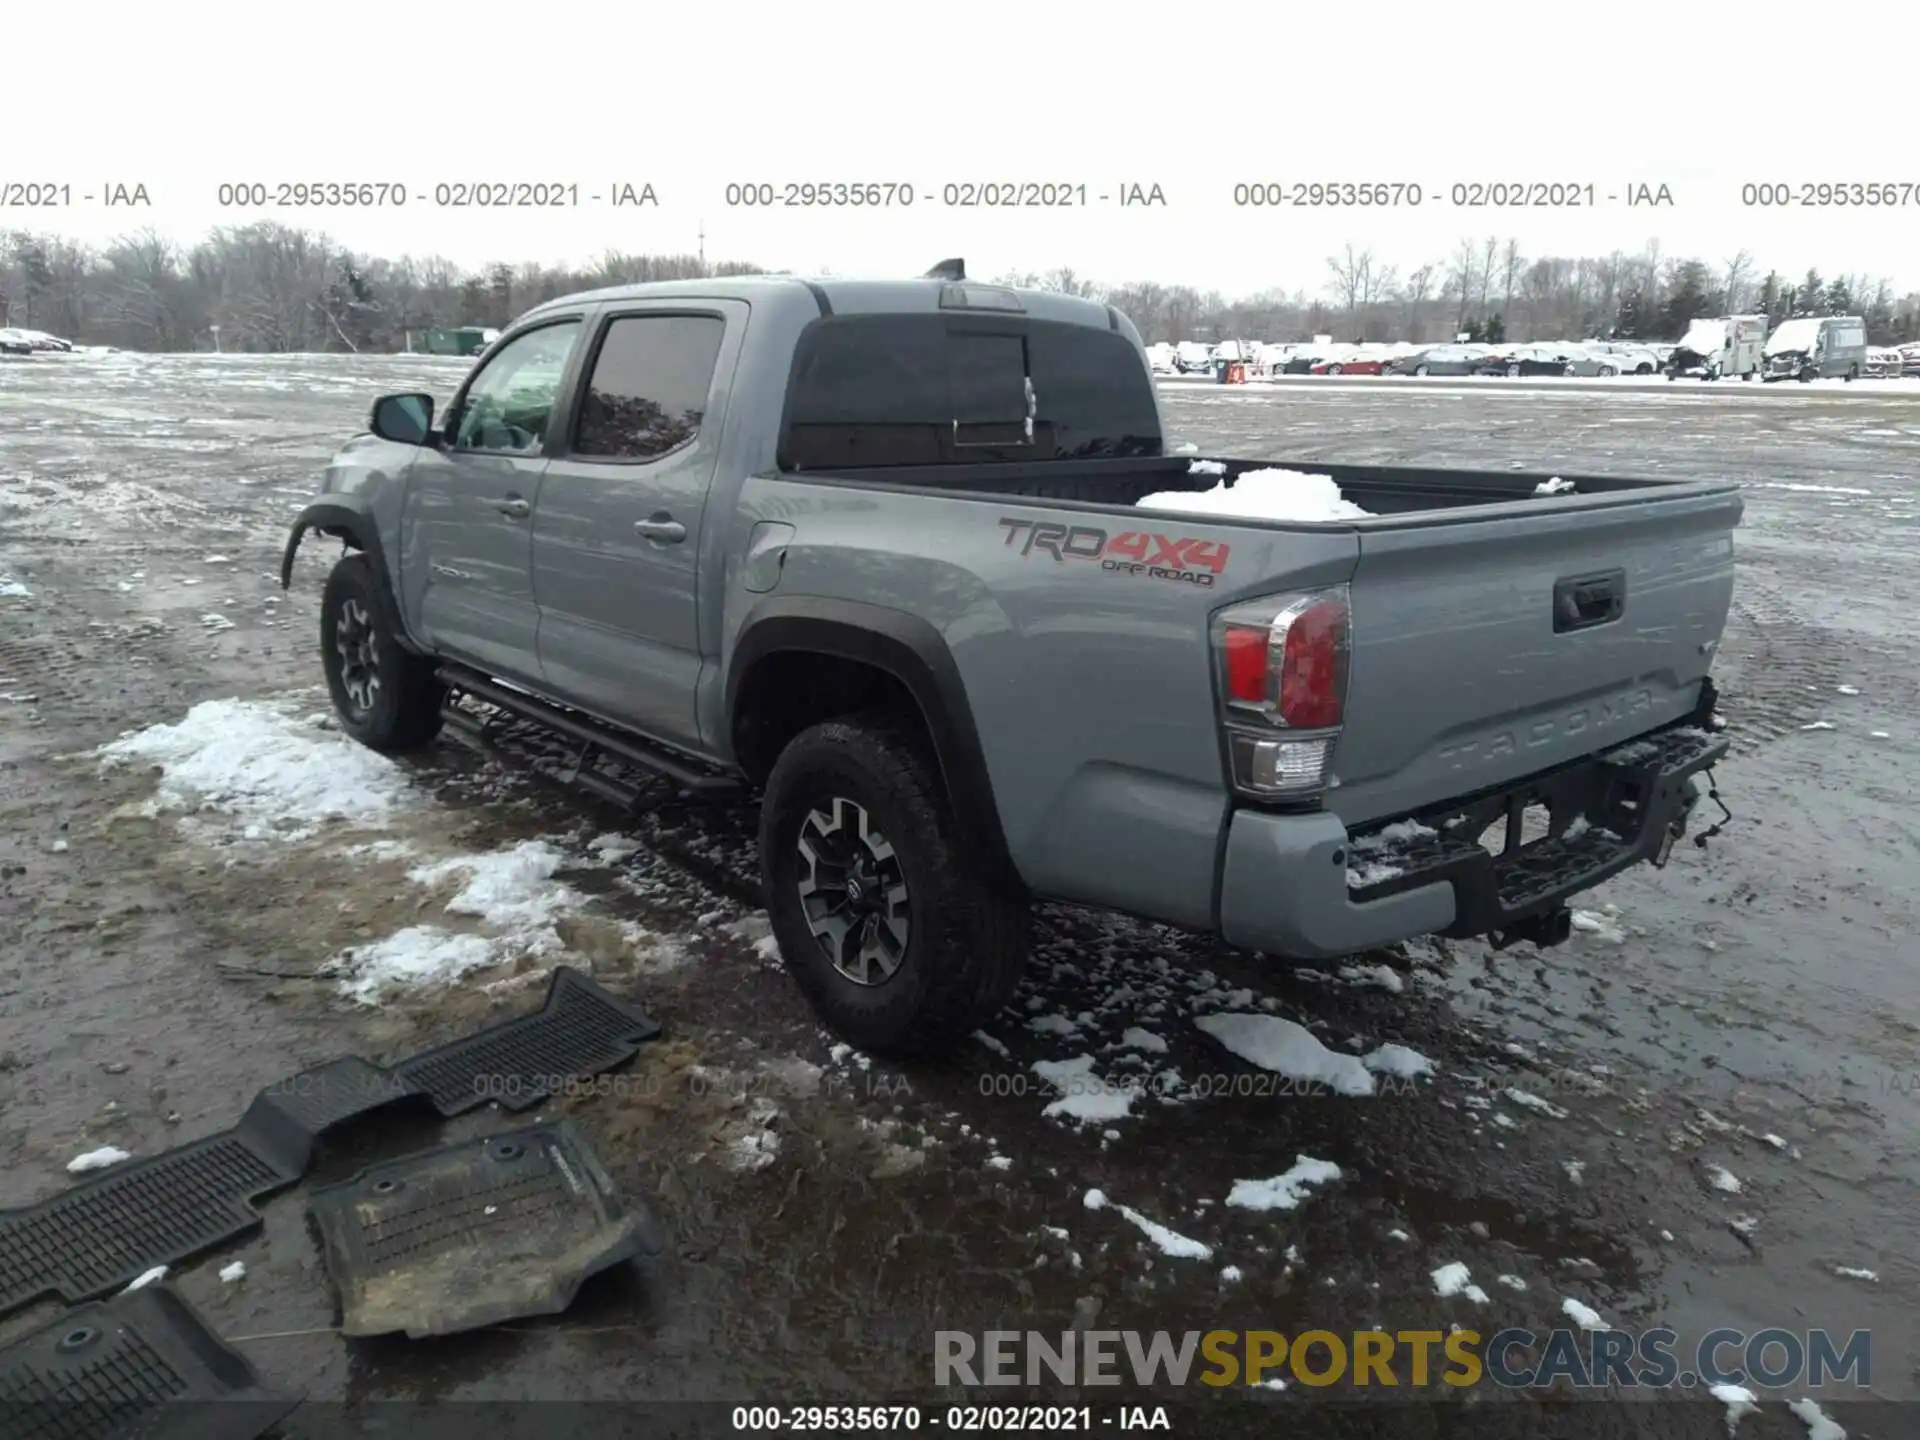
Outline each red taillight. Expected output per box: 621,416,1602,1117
1223,626,1270,703
1279,598,1349,728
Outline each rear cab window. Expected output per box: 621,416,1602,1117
779,314,1161,470
569,313,727,462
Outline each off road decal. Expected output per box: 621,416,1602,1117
997,518,1229,588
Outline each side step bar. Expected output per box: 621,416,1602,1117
437,663,744,801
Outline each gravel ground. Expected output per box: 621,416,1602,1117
0,352,1914,1432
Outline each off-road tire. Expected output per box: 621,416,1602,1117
320,552,444,752
760,713,1028,1058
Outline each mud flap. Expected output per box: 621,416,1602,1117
0,1284,296,1440
309,1121,662,1340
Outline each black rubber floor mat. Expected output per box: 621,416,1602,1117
309,1120,660,1339
0,1284,295,1440
0,969,659,1319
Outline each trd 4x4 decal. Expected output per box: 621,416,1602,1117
998,518,1230,588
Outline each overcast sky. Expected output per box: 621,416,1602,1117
18,2,1919,294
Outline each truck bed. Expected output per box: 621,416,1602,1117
788,454,1736,522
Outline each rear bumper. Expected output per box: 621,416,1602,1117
1216,686,1729,960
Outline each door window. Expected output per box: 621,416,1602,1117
451,320,582,454
573,314,726,461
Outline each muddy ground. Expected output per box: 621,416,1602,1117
1,354,1914,1434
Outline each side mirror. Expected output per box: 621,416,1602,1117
369,392,435,446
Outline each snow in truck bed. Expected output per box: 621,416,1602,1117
1137,464,1374,523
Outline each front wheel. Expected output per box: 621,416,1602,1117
759,714,1029,1058
320,553,445,751
1414,364,1430,377
1598,364,1618,377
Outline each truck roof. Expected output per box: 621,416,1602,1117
519,274,1120,330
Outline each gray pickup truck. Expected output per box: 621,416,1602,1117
282,262,1739,1057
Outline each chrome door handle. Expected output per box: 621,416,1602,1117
634,517,687,543
490,496,530,518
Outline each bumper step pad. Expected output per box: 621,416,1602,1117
0,1284,296,1440
0,969,659,1320
310,1120,662,1339
1346,723,1728,928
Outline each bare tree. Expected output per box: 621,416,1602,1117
1723,249,1754,313
1325,243,1374,323
1499,239,1524,317
1446,237,1482,333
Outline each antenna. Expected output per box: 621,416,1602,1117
923,257,965,281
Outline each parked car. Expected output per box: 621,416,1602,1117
1386,344,1485,376
1581,342,1659,376
282,264,1741,1057
1499,344,1575,378
1863,348,1904,378
1901,344,1920,378
1562,345,1630,377
1310,346,1389,376
0,328,37,356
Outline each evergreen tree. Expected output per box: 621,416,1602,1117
1663,260,1713,334
1794,268,1824,315
1615,290,1644,339
1484,313,1506,343
1822,276,1853,315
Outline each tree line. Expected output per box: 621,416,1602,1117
3,223,1916,353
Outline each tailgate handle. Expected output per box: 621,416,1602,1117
1554,570,1625,632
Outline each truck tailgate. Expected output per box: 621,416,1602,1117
1329,487,1741,826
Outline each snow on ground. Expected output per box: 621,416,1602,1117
1138,466,1373,523
1430,1262,1490,1304
332,839,591,1003
1032,1055,1135,1123
1560,1297,1608,1330
1786,1398,1846,1440
1194,1013,1432,1096
1706,1163,1743,1194
0,576,32,598
1224,1156,1342,1212
67,1145,132,1173
333,928,503,1004
1710,1383,1760,1433
1833,1265,1877,1281
1082,1188,1212,1260
1534,476,1577,495
1504,1087,1569,1119
219,1262,247,1283
1571,908,1628,943
95,697,415,841
122,1266,168,1294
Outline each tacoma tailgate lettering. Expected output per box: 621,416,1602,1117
997,517,1229,588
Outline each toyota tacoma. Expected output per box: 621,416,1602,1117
282,262,1739,1057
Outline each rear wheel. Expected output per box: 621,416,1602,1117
320,553,444,752
759,714,1028,1058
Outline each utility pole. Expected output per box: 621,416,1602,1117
698,220,706,272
